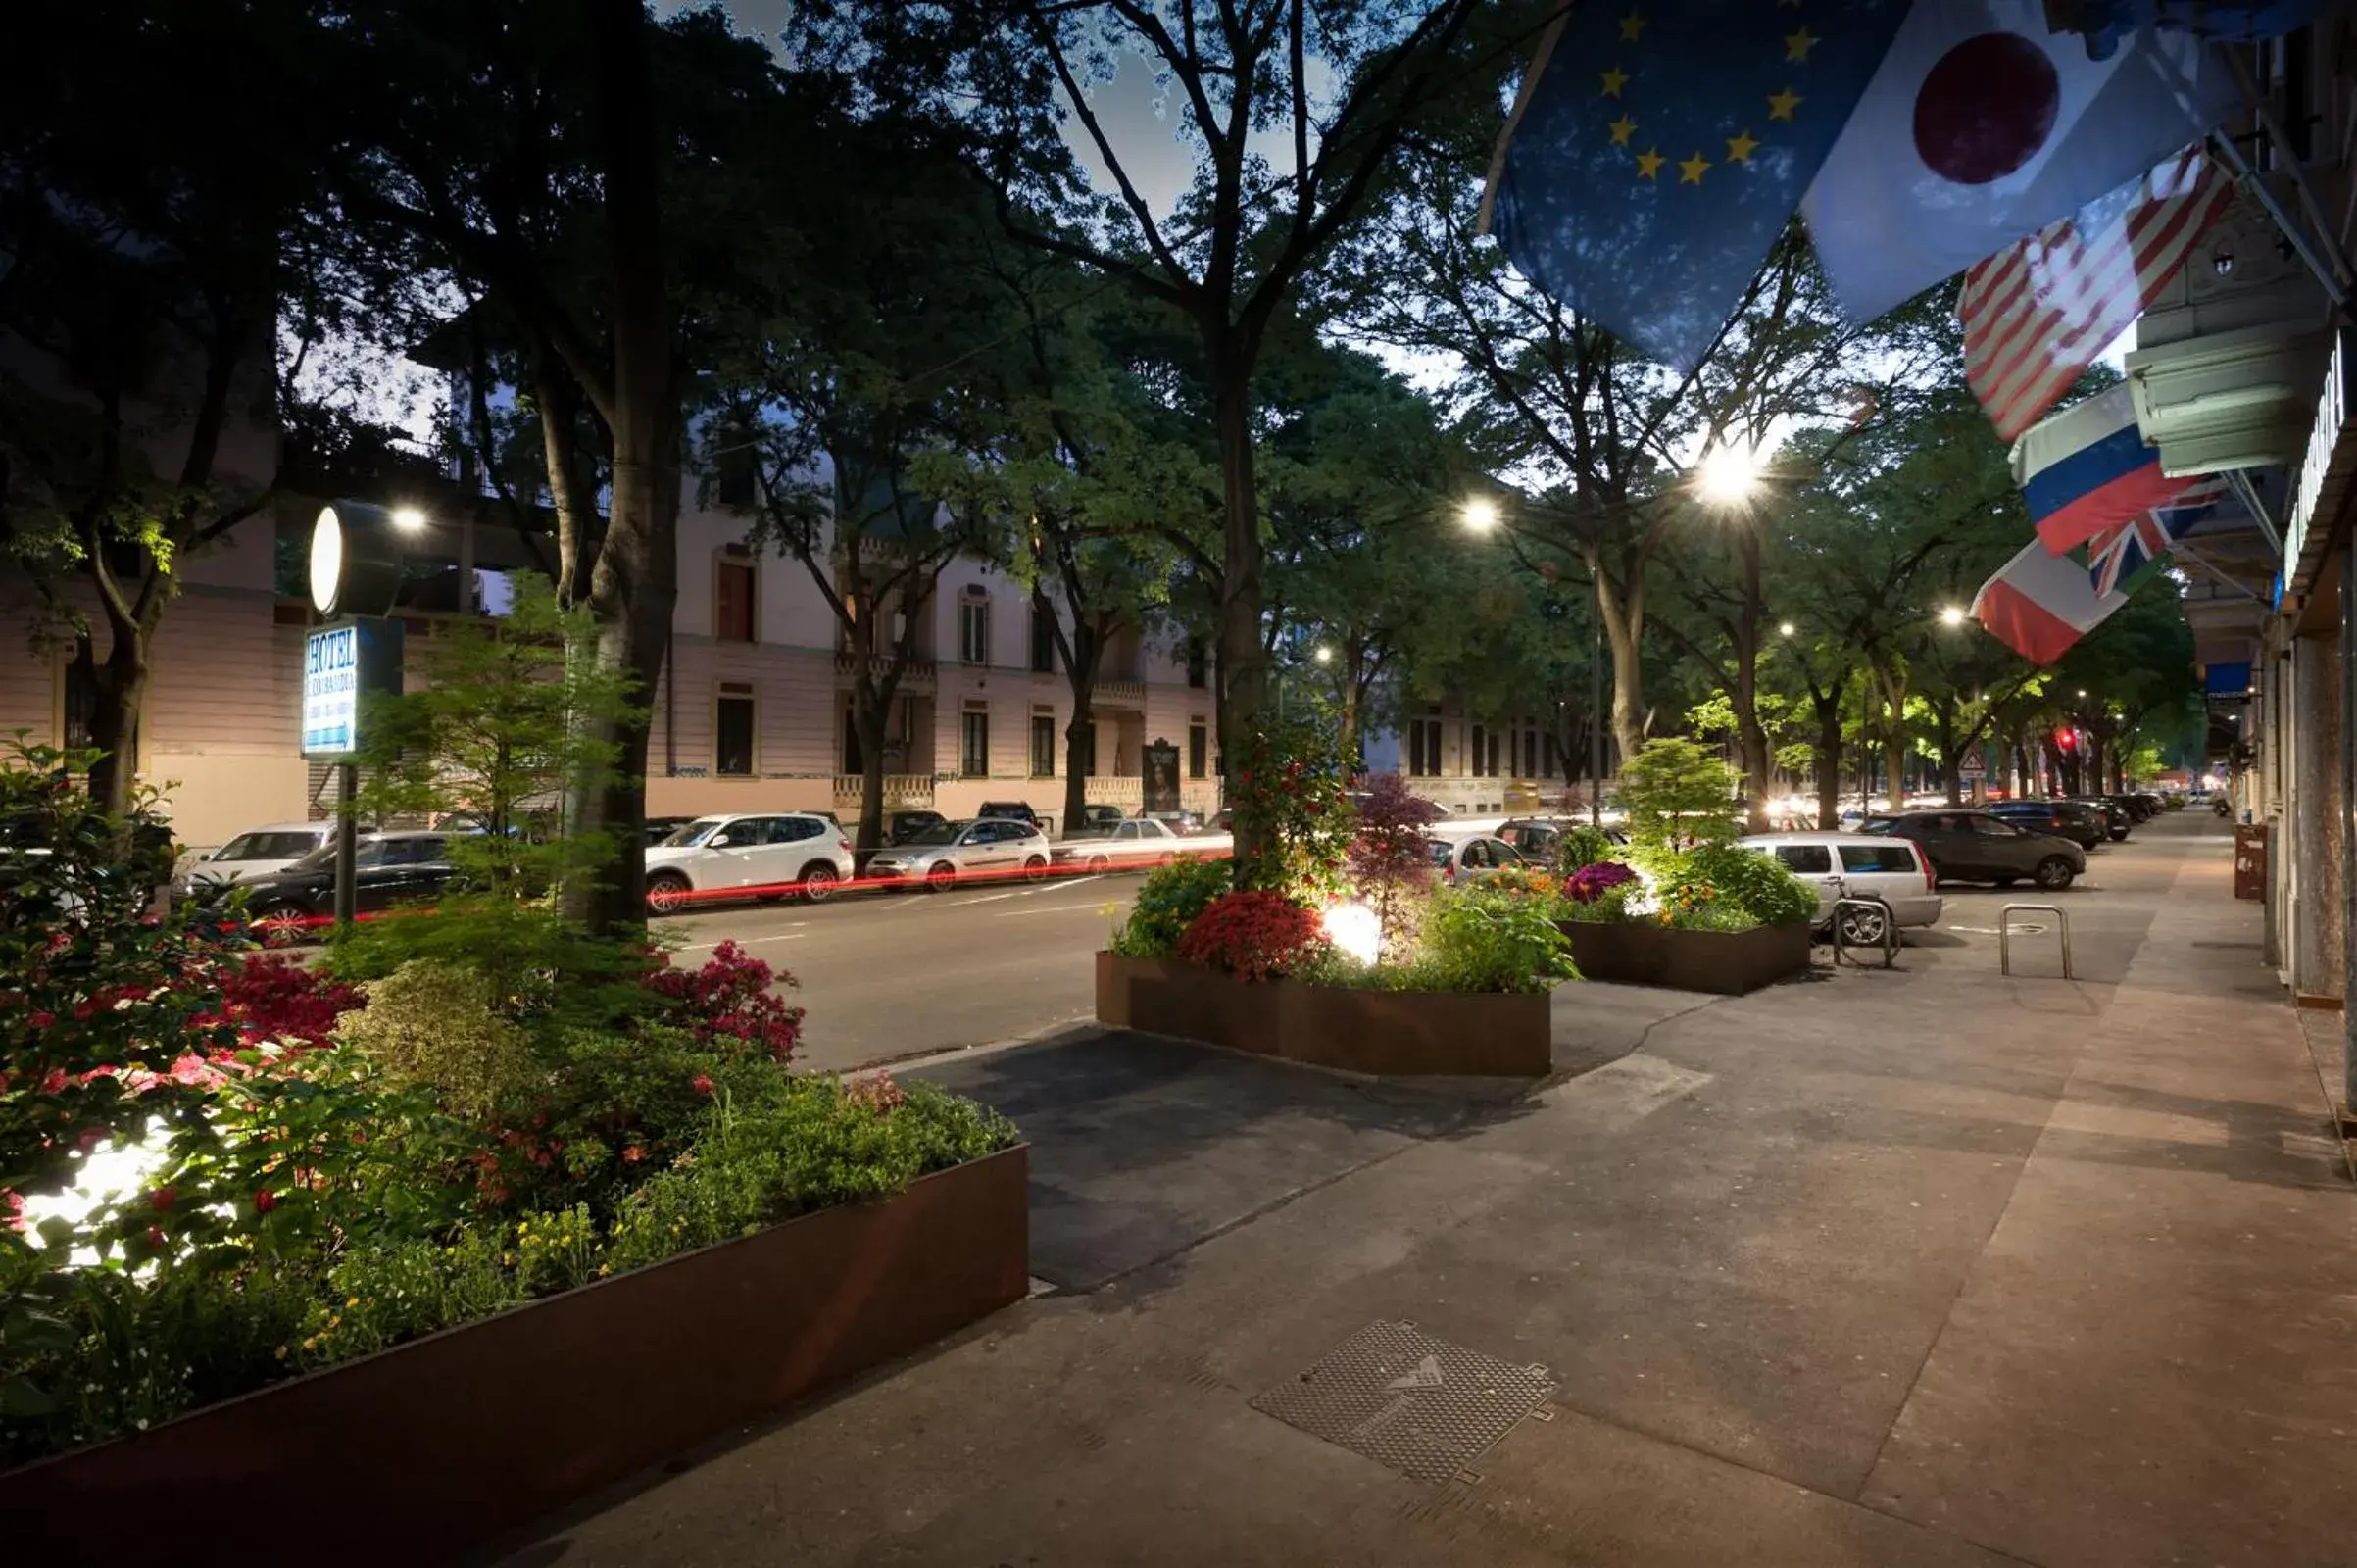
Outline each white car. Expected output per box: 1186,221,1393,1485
1736,831,1942,946
643,812,855,913
864,818,1054,890
172,821,339,900
1053,817,1231,872
1426,834,1530,885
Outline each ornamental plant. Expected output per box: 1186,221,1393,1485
1226,705,1355,902
1110,856,1232,958
1556,824,1620,872
642,941,805,1065
1175,890,1328,982
1565,860,1638,905
1617,737,1741,850
1344,773,1438,952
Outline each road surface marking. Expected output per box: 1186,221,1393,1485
958,890,1028,905
998,902,1123,917
677,933,808,952
1553,1055,1712,1126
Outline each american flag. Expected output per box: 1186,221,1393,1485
1959,147,2234,442
2086,478,2226,597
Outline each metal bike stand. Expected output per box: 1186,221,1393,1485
1998,903,2073,979
1830,896,1899,968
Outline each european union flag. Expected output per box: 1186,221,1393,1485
1487,1,1906,370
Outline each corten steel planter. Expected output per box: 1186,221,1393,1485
1555,918,1811,994
0,1145,1030,1568
1096,952,1551,1077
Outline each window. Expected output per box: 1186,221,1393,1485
1030,610,1056,673
1521,730,1539,780
1189,720,1207,779
1468,724,1500,777
1773,845,1834,875
1030,713,1056,777
714,551,755,643
1463,841,1491,869
1407,715,1444,778
715,446,757,509
1113,822,1138,841
1185,638,1207,689
958,596,991,664
1840,843,1919,874
382,837,446,866
1970,815,2022,838
715,687,755,776
219,831,327,862
960,708,990,777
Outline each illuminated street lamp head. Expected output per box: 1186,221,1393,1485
390,506,429,533
1940,605,1967,627
1313,645,1334,665
1462,496,1500,532
1777,621,1796,638
2076,689,2087,699
1695,441,1761,507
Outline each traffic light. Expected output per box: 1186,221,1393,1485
2054,726,2077,752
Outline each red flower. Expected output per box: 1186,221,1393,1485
1239,769,1252,784
144,1225,167,1249
38,1068,68,1095
26,1011,55,1030
691,1073,715,1095
147,1186,176,1213
621,1144,645,1164
254,1190,278,1214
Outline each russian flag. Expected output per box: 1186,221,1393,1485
1973,537,2131,665
2015,384,2183,555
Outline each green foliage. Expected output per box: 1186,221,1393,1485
351,576,641,901
1228,704,1356,901
1556,824,1619,872
1400,888,1577,994
1110,857,1233,958
336,962,539,1121
323,895,653,1037
1640,844,1816,932
1617,738,1741,849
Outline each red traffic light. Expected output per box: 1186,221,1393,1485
2054,727,2077,752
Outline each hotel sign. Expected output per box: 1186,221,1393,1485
301,619,404,760
2284,328,2356,592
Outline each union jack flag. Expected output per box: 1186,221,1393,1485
2085,478,2226,597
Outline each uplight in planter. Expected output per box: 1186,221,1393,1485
1322,902,1382,966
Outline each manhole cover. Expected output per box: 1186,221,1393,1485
1250,1320,1556,1482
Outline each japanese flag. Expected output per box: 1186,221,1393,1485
1802,0,2234,325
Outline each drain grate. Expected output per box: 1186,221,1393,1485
1250,1320,1556,1483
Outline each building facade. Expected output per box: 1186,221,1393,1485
1360,698,1585,816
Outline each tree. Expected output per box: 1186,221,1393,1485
323,1,770,930
0,0,334,817
835,0,1502,880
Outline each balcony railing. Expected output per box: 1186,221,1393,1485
1084,777,1144,806
1092,678,1147,710
831,774,936,808
833,651,936,691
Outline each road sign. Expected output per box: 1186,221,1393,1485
1957,753,1987,777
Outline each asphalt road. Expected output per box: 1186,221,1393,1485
663,869,1138,1073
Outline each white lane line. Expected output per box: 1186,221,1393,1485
998,902,1125,917
677,933,808,952
957,890,1028,906
1056,874,1105,893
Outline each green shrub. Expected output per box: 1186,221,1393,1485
336,960,539,1120
1618,738,1740,849
1556,824,1620,872
1402,888,1577,993
1110,857,1232,958
1683,844,1816,928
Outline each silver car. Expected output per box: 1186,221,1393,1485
171,821,339,901
1052,817,1232,872
864,817,1054,890
1738,831,1944,945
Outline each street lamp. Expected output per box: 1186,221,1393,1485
390,505,430,533
1462,497,1500,532
1940,605,1967,627
1313,645,1334,666
1777,621,1796,637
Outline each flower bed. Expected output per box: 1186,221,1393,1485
0,1144,1028,1567
1096,953,1551,1077
1554,918,1811,994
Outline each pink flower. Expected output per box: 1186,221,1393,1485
26,1011,56,1031
38,1068,68,1095
147,1186,176,1213
621,1144,645,1164
691,1073,715,1095
253,1190,277,1214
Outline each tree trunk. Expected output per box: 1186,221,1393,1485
856,694,890,857
564,0,676,935
1062,623,1101,838
1595,570,1646,768
1812,691,1843,830
83,623,151,821
1211,361,1268,876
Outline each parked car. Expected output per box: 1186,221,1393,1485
976,801,1043,829
1495,816,1628,864
1054,816,1230,872
643,812,856,913
865,817,1054,890
1984,799,2106,851
1863,808,2087,890
642,815,697,848
1075,803,1127,830
1736,832,1942,946
237,831,469,938
2065,796,2134,841
171,820,341,901
884,808,947,845
1425,834,1529,884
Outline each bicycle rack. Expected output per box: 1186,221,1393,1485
1999,903,2073,979
1829,896,1899,968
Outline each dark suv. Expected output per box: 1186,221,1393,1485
1864,809,2086,890
977,801,1043,829
1986,798,2105,851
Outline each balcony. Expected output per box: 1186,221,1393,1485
1084,776,1143,807
834,651,935,693
1092,678,1147,710
832,774,936,810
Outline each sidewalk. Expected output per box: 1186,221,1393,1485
508,819,2357,1568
